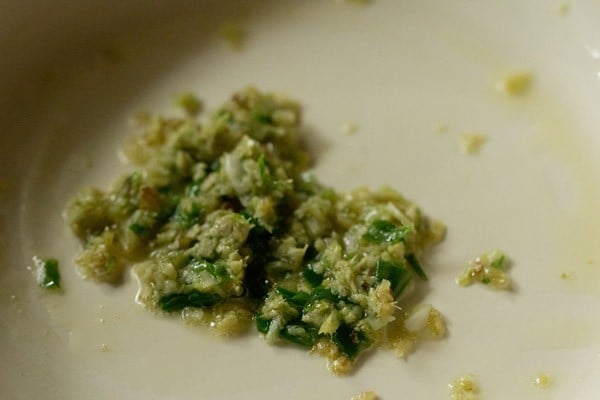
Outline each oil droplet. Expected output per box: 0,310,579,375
534,373,553,389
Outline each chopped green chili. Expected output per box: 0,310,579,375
65,87,446,374
406,253,428,281
375,259,412,298
158,291,224,312
280,323,319,348
36,258,61,290
363,220,413,244
332,324,371,360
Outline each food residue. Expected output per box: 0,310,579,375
557,2,570,16
351,391,379,400
220,23,246,51
435,124,449,134
533,373,553,389
495,71,532,96
341,122,358,135
65,87,446,373
34,256,61,290
560,271,572,280
379,303,446,359
457,250,511,290
173,92,203,116
449,374,479,400
459,134,486,155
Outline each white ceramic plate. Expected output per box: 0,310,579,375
1,1,599,399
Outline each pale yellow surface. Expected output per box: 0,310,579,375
1,1,600,399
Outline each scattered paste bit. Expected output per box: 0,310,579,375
351,391,379,400
65,87,446,374
459,133,486,155
534,373,553,389
495,71,532,96
435,124,449,134
340,122,358,135
382,303,446,358
404,304,446,338
457,250,511,290
220,23,246,50
173,92,203,116
129,112,153,128
560,272,572,280
557,2,570,16
34,257,61,290
449,374,479,400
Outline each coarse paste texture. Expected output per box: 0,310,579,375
66,87,446,373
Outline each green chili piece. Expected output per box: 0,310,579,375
375,259,412,298
129,223,150,235
256,317,272,334
490,254,506,270
332,324,371,360
276,287,310,308
302,266,324,287
173,202,202,227
406,253,428,281
363,220,413,244
38,258,61,290
310,286,339,303
158,291,223,312
190,259,232,283
280,323,319,348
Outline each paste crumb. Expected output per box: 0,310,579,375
341,122,358,135
220,23,246,51
449,374,479,400
533,373,553,389
459,134,486,155
495,72,532,96
557,2,570,16
457,250,511,290
351,391,379,400
66,87,446,373
173,92,203,116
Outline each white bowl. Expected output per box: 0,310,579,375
1,1,599,399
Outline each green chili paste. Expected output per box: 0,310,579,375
66,87,445,373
